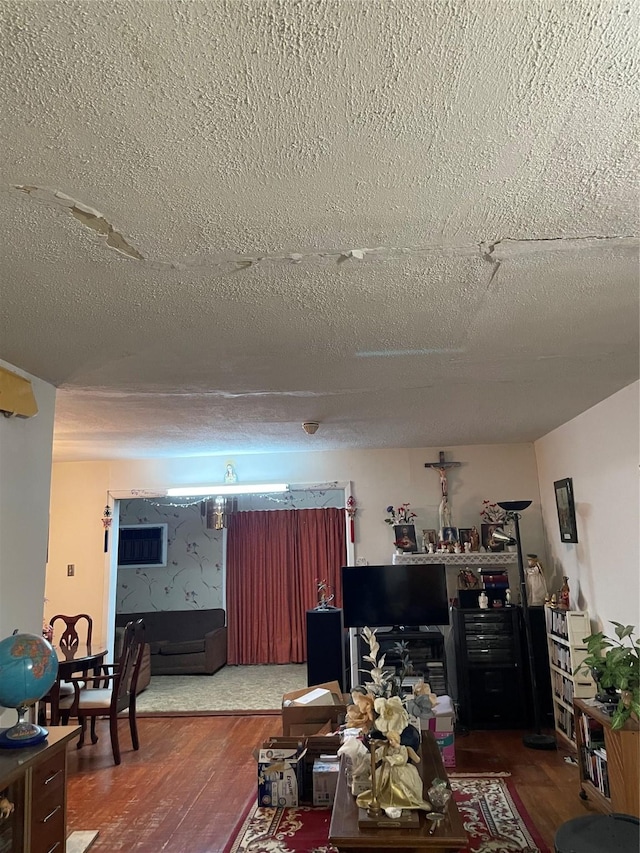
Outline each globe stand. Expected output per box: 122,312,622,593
0,705,48,749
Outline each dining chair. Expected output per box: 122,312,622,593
49,613,93,649
58,618,146,765
40,613,95,724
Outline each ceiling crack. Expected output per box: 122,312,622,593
7,184,638,270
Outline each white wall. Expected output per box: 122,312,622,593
535,381,639,632
47,442,545,639
0,360,55,726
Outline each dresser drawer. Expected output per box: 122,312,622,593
30,802,64,853
32,750,65,799
31,749,66,853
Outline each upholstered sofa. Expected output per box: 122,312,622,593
114,609,227,676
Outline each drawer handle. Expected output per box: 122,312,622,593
45,843,62,853
43,804,62,823
44,769,62,785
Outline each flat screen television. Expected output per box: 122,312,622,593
341,563,449,628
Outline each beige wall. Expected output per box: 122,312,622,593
0,360,55,726
47,442,545,641
534,381,639,631
45,462,111,643
45,382,640,657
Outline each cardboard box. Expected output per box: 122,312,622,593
282,681,348,736
312,755,340,806
261,735,341,805
256,745,306,807
420,695,456,768
291,687,333,706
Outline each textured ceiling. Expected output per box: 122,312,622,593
0,0,638,462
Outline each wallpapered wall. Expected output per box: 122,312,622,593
116,488,344,614
117,498,224,612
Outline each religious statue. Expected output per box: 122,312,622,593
425,451,460,541
525,554,548,606
439,494,452,534
469,526,480,552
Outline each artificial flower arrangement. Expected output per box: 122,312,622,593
480,500,507,524
345,627,436,742
340,627,439,814
384,503,417,525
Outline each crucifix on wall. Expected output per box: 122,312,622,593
424,451,461,538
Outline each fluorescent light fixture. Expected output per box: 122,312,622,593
166,483,289,497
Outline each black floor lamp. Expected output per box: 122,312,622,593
494,500,557,751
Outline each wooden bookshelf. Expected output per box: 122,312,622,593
573,698,640,817
545,607,595,749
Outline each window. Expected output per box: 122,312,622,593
117,524,168,568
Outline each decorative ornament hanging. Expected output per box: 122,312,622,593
102,505,112,553
346,496,357,543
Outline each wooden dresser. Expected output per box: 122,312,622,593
0,726,79,853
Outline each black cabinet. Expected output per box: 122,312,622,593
453,607,527,729
357,628,448,695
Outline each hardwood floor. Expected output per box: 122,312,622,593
66,715,597,852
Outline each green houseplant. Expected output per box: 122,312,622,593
576,622,640,730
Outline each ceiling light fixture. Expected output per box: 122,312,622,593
167,483,289,497
302,422,319,435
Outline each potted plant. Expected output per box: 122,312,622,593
576,622,640,730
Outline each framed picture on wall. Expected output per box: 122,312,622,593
554,477,578,543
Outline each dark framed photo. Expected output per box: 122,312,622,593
554,478,578,543
458,527,472,546
393,524,418,553
481,523,504,552
421,529,437,547
441,526,458,544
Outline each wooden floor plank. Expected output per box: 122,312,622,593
65,716,597,852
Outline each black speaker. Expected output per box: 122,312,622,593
306,607,346,692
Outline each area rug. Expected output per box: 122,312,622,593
224,772,550,853
136,664,307,714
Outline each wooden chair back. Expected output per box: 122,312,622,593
50,613,93,649
113,618,146,714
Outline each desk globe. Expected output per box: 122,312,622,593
0,633,58,748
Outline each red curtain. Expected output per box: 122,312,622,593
226,508,346,665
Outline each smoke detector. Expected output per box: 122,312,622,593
302,422,319,435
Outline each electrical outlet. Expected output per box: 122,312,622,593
67,564,75,576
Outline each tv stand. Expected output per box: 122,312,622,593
355,627,447,695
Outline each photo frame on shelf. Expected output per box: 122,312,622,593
393,524,418,553
554,477,578,543
441,526,458,543
458,527,472,546
481,523,504,552
422,529,437,547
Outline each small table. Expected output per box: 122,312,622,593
49,642,108,724
329,731,467,852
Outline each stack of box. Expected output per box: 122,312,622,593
420,694,456,768
256,734,341,806
281,681,348,737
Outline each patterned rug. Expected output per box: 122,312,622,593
224,773,550,853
